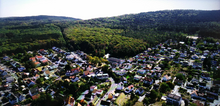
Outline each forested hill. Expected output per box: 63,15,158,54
1,10,220,57
73,10,220,39
0,15,80,55
0,15,80,22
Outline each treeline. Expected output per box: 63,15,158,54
0,23,67,55
71,10,220,39
64,26,148,57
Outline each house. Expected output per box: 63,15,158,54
18,94,26,102
192,62,202,69
90,85,97,92
6,76,15,83
180,53,186,58
143,77,154,85
134,75,142,81
44,70,51,77
29,87,39,96
124,85,134,93
18,66,26,72
174,79,183,86
32,94,41,100
83,70,94,77
1,71,8,76
114,70,127,76
36,55,48,63
135,87,145,95
191,55,199,60
66,54,76,60
201,73,211,81
107,93,114,100
70,76,79,82
27,80,35,87
8,93,19,105
3,56,10,61
60,59,68,66
190,47,196,52
71,68,80,75
137,69,146,74
96,89,103,96
30,57,41,67
39,49,48,55
166,94,182,106
107,57,124,66
191,90,206,101
116,82,124,91
10,61,20,68
206,91,218,101
162,75,171,82
191,78,199,85
91,95,99,105
64,96,75,106
96,73,109,79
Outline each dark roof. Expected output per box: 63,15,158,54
167,94,181,100
108,57,122,63
143,77,153,82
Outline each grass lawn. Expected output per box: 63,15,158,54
116,93,129,106
134,102,144,106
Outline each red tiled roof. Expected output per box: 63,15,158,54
164,75,170,79
128,85,134,90
84,70,90,75
40,49,44,52
90,86,97,89
29,57,36,61
70,76,75,79
35,55,43,59
34,62,40,65
41,59,48,63
71,68,80,72
32,94,40,100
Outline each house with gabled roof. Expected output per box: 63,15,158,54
134,75,142,81
135,87,145,95
162,75,171,82
137,69,146,74
124,85,134,94
29,87,39,96
166,94,182,106
143,77,154,85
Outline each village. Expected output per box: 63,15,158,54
0,37,220,106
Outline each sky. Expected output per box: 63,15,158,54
0,0,220,20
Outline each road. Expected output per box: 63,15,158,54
96,77,116,106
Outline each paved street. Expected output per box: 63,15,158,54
96,77,116,106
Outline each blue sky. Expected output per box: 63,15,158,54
0,0,219,19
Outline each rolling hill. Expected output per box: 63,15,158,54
1,10,220,57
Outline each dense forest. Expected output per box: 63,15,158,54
0,10,220,57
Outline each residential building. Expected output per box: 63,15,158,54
162,75,171,82
166,94,182,106
124,85,134,93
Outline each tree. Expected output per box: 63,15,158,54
160,82,170,93
64,63,71,71
175,73,185,81
2,97,9,103
150,90,158,100
143,97,150,105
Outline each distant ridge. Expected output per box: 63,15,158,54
0,15,81,21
